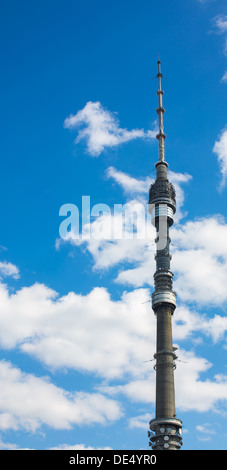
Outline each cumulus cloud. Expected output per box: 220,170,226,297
49,443,112,450
77,200,155,272
213,15,227,55
0,271,227,417
196,423,216,441
99,349,227,413
64,101,157,156
106,166,192,224
57,166,227,307
106,166,192,219
168,170,192,221
0,262,19,280
111,213,227,306
213,15,227,84
80,169,190,283
221,70,227,83
128,413,151,430
175,351,227,413
106,166,152,195
171,216,227,304
0,360,121,432
0,282,154,379
213,127,227,190
1,162,227,431
0,438,31,450
57,166,191,279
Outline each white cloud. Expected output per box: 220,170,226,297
175,351,227,412
64,101,157,156
213,127,227,190
0,281,154,379
0,360,121,432
106,166,152,195
213,15,227,55
50,443,112,450
0,437,112,451
99,349,227,413
0,438,31,450
0,438,110,450
173,248,227,304
128,413,151,430
221,70,227,83
101,375,155,404
0,261,19,279
1,162,227,423
174,305,227,344
213,15,227,83
171,216,227,305
82,200,227,308
57,167,227,308
115,254,154,287
168,170,192,221
57,167,191,281
106,166,192,224
106,166,192,220
214,15,227,34
196,423,216,441
0,270,227,416
78,200,155,272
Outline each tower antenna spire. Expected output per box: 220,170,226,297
156,60,166,163
148,60,183,450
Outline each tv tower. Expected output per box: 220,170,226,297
148,61,183,450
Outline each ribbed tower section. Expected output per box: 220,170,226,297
148,61,183,450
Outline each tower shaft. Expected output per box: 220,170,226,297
155,305,175,418
148,61,183,450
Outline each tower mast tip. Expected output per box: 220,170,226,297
156,60,166,162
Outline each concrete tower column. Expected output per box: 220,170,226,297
155,305,176,419
148,61,183,450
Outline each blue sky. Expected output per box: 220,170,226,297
0,0,227,450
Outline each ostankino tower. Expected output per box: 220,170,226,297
148,61,183,450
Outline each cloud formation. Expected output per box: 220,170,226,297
213,15,227,54
2,162,227,440
213,127,227,189
221,70,227,83
0,261,227,418
0,281,154,379
64,101,157,156
213,15,227,83
58,165,227,306
0,360,121,432
0,261,19,280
